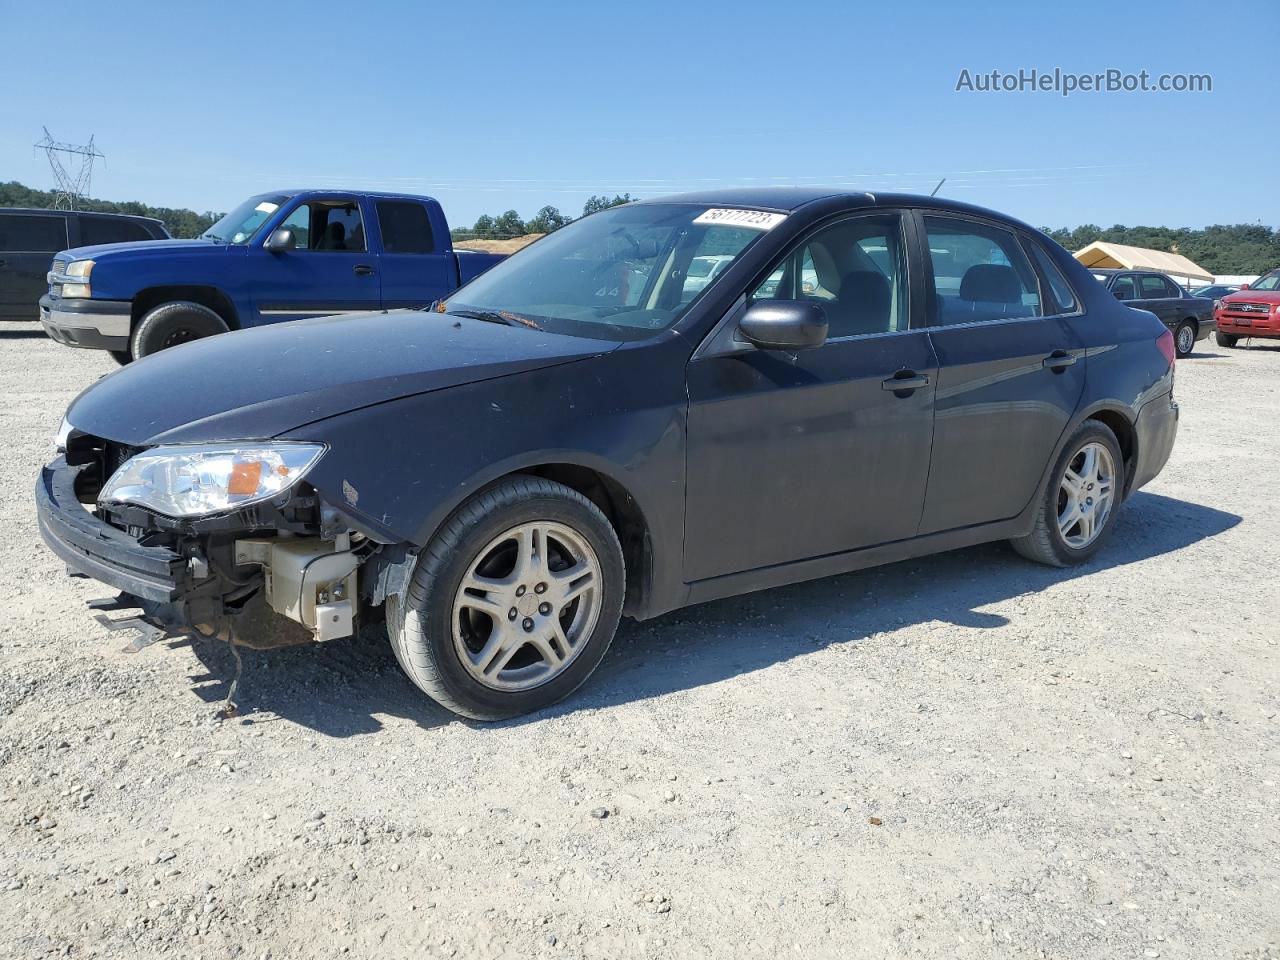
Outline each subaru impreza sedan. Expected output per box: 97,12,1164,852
37,189,1178,720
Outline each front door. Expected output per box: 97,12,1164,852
0,212,68,320
252,197,381,324
917,214,1086,535
684,211,938,582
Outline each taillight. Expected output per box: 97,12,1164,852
1156,328,1176,368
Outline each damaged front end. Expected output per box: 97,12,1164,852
36,429,378,654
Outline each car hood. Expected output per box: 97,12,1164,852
67,310,620,445
59,238,226,261
1222,289,1280,304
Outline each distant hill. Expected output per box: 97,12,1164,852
0,181,219,238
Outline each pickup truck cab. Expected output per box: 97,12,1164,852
1090,268,1215,357
39,190,504,363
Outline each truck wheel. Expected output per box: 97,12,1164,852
387,476,625,721
1010,420,1124,568
131,301,229,359
1215,331,1238,348
1173,321,1196,358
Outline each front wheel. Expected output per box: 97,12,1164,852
387,476,625,721
131,301,229,360
1010,421,1124,567
1173,321,1196,358
1216,331,1238,348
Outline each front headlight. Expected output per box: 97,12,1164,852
54,416,73,454
61,259,94,298
98,443,326,518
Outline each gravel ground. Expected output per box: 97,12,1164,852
1,321,1277,960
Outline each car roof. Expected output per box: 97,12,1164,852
634,187,1042,232
267,189,440,203
0,207,164,224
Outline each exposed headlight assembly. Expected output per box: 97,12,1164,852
61,259,94,298
98,443,326,518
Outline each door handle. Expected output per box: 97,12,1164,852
353,264,375,276
881,372,930,395
1043,350,1077,371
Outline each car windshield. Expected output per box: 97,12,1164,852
1248,269,1280,292
202,194,291,245
442,204,771,341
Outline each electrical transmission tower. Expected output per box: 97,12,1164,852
33,127,105,209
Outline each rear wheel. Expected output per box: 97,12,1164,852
1011,421,1123,567
1173,320,1196,358
1215,331,1238,348
131,301,229,360
387,476,625,721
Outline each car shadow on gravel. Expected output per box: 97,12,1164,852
0,329,48,339
175,491,1239,737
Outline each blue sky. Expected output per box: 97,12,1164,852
1,0,1275,229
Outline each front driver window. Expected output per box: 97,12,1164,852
1112,275,1138,300
750,214,908,338
279,201,366,252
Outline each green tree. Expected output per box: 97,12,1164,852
582,193,634,216
525,205,569,234
493,210,526,236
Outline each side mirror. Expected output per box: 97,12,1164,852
738,300,827,351
265,227,297,253
1239,282,1250,290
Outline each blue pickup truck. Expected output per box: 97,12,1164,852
39,190,506,363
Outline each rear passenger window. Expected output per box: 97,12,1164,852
1141,275,1172,298
80,216,153,246
923,217,1042,325
0,214,68,252
376,201,436,254
1023,238,1078,313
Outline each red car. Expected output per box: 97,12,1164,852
1216,268,1280,346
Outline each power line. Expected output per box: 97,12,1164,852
33,127,105,210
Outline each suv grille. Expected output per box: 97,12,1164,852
1225,302,1270,314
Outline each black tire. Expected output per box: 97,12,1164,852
1010,420,1124,567
1216,331,1238,348
131,301,228,359
1173,320,1196,358
108,349,132,366
387,476,625,721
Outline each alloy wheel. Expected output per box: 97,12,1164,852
1057,441,1116,549
451,521,602,691
1176,324,1194,355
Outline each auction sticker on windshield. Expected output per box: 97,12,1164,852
693,208,788,230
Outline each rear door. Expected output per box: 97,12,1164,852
0,212,68,320
250,196,381,324
1134,273,1179,327
684,210,938,580
372,199,455,309
917,214,1086,535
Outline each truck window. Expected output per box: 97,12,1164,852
80,216,154,246
376,201,435,254
0,214,68,252
279,201,366,252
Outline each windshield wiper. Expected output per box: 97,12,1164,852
450,309,541,330
202,233,224,244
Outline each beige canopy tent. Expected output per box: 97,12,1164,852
1073,241,1213,286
